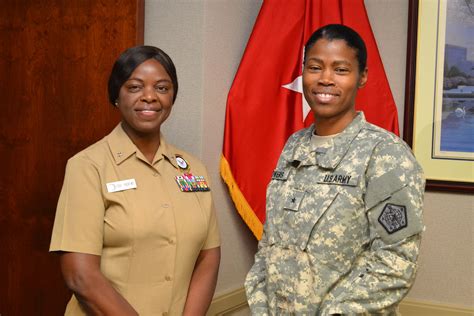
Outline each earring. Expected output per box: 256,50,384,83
114,101,118,107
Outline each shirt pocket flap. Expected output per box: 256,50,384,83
277,186,339,251
365,169,406,210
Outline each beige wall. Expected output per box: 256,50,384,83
145,0,261,296
145,0,474,308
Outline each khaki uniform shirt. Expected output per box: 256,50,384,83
245,113,425,315
50,124,220,316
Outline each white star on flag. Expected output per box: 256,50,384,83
282,48,311,121
282,75,312,120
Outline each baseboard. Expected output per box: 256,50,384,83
208,287,474,316
207,287,248,316
399,299,474,316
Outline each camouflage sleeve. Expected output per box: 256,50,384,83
320,140,425,315
244,229,270,315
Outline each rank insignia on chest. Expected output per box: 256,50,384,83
283,189,305,211
175,173,210,192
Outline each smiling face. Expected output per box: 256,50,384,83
117,58,174,140
303,38,367,132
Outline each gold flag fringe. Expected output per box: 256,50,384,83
220,155,263,240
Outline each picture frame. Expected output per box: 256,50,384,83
404,0,474,193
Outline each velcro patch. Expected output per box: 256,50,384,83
283,189,305,212
378,203,407,234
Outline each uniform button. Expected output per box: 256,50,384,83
162,203,170,208
168,238,175,245
165,275,172,281
153,172,159,177
163,312,168,316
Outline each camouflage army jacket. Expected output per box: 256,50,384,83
245,113,425,315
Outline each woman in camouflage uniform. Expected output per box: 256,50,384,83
245,24,425,315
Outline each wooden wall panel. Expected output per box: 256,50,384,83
0,1,144,314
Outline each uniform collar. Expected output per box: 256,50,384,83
284,127,316,167
107,124,137,164
288,112,366,170
107,123,179,168
155,136,181,169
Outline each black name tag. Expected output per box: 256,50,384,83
272,169,289,181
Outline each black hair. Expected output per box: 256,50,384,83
304,24,367,73
108,45,178,105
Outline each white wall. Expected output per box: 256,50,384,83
145,0,474,308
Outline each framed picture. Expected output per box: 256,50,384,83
404,0,474,193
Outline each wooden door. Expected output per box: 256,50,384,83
0,1,144,314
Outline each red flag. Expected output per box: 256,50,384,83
220,0,399,240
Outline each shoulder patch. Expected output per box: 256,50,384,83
378,203,407,234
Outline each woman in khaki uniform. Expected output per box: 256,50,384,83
50,46,220,315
